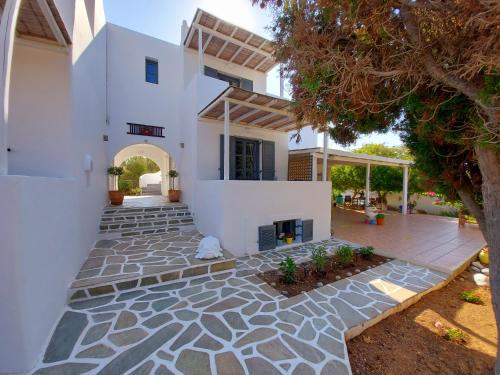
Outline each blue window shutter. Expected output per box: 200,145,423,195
261,141,275,180
302,220,313,242
241,78,253,91
219,135,236,180
259,225,276,251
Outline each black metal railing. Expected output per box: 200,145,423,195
127,122,165,138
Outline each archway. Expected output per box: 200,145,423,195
113,144,174,196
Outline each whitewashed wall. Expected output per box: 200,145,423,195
194,180,332,257
0,1,108,373
8,42,71,177
386,193,458,216
106,24,183,166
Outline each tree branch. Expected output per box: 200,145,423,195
400,2,498,124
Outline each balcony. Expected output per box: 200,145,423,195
127,123,165,138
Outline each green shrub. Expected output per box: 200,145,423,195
118,180,132,193
335,245,354,266
444,328,466,343
459,290,482,304
359,246,375,259
311,245,328,273
129,187,142,196
279,256,297,284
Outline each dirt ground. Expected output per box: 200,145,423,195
259,254,388,297
348,270,497,375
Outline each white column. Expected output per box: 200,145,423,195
311,154,317,181
279,64,284,98
0,0,21,175
365,163,371,209
198,27,204,74
402,165,409,214
223,99,230,180
322,131,328,181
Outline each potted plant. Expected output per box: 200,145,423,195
285,233,294,245
107,166,124,205
168,169,181,202
376,213,385,225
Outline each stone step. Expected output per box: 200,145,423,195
100,209,191,225
103,204,188,217
99,217,195,235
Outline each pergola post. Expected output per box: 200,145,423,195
402,165,409,214
0,0,21,175
311,154,317,181
322,131,328,181
223,99,230,181
198,27,204,74
365,163,371,209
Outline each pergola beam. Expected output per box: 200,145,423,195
195,24,273,60
36,0,67,47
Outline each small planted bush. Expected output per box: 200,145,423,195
279,256,297,284
336,245,354,267
459,290,482,304
444,328,466,343
359,246,375,259
311,245,328,273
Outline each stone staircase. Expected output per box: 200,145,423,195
141,183,161,195
99,203,194,237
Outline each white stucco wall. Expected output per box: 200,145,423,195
386,193,458,216
106,24,182,166
195,180,332,257
0,1,108,373
139,171,161,187
8,41,72,177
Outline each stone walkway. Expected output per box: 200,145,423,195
34,239,448,375
71,230,235,301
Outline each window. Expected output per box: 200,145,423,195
145,58,158,84
234,138,259,180
205,66,253,91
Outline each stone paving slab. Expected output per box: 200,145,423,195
35,237,450,375
70,230,236,301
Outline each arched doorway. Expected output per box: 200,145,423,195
113,144,174,196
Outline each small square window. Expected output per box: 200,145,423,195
145,58,158,84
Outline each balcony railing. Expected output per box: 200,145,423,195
127,123,165,138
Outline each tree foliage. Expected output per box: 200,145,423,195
331,144,421,202
255,0,499,367
119,156,159,187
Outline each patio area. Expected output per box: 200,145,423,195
332,207,486,274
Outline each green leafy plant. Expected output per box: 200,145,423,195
129,187,142,196
311,245,328,273
359,246,375,259
459,290,482,304
376,213,385,219
279,256,297,284
168,170,179,190
118,179,132,193
107,166,124,176
444,328,466,343
335,245,354,267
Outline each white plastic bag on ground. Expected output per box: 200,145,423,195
195,236,224,259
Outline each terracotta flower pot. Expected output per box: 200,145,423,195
376,218,384,225
109,191,124,206
458,214,466,227
168,190,181,202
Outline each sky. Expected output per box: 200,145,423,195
103,0,402,150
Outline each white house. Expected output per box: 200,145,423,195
0,3,410,373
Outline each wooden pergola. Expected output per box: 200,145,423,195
0,0,71,46
184,8,276,73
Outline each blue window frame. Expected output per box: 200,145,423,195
145,58,158,84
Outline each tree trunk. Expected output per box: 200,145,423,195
475,146,500,374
